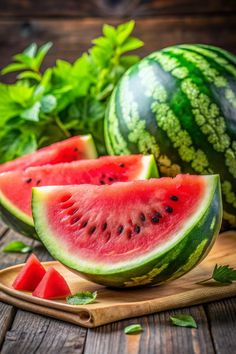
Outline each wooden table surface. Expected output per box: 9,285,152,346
0,221,236,354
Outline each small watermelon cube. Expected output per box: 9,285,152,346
12,254,46,292
32,267,71,300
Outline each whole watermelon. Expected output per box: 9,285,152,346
105,44,236,230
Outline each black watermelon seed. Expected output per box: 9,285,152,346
36,179,41,185
134,225,140,234
165,206,173,213
170,195,178,201
100,180,105,185
154,212,162,218
102,223,107,231
119,163,125,168
89,226,96,235
117,225,124,235
140,213,146,222
26,178,32,184
109,177,114,182
70,216,80,225
81,221,88,228
151,216,159,224
74,148,78,152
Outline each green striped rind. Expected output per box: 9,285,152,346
0,201,37,239
105,44,236,229
32,175,222,288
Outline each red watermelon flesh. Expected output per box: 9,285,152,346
0,155,156,221
33,175,206,264
32,267,71,299
0,135,97,173
12,254,46,291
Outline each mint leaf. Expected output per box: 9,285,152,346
1,63,29,75
120,37,144,54
3,240,32,253
170,315,197,328
21,102,41,121
23,43,37,58
66,291,97,305
41,95,57,113
124,324,143,334
198,264,236,285
117,20,135,45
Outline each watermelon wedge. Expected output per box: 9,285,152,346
32,174,222,288
0,155,158,238
0,135,97,173
32,267,71,299
12,254,46,292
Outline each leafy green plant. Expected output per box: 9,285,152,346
0,21,143,162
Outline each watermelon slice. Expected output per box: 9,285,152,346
32,174,222,288
0,155,158,238
32,267,71,299
0,135,97,173
12,254,46,292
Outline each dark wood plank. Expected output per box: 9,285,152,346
0,0,235,18
84,306,215,354
0,304,15,349
1,310,87,354
205,298,236,354
0,16,236,78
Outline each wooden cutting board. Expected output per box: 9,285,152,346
0,231,236,328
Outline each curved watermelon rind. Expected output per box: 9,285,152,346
80,134,98,159
32,175,222,288
0,197,37,239
138,155,159,179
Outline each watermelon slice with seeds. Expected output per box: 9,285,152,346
32,174,222,288
0,134,97,173
12,254,46,292
0,155,158,238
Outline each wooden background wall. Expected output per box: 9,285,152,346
0,0,236,72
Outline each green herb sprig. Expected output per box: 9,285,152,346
66,291,97,305
197,264,236,285
0,21,143,162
